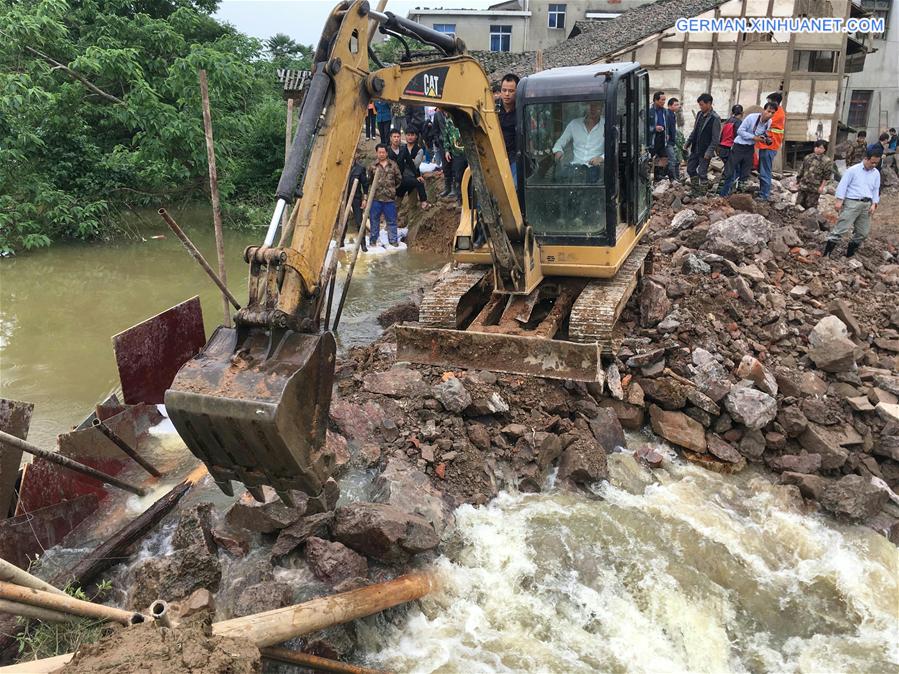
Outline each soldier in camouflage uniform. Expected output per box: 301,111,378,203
845,131,867,167
796,140,833,209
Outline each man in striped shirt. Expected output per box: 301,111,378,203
823,149,881,258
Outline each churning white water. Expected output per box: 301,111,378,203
357,452,898,673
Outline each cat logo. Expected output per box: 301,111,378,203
403,66,449,100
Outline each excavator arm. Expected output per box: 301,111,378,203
164,1,527,502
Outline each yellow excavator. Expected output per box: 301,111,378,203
165,1,653,503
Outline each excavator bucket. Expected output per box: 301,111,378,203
164,326,336,503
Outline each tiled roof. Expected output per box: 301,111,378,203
475,0,728,81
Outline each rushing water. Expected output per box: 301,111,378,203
0,205,442,448
357,447,898,674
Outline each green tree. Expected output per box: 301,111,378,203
0,0,288,253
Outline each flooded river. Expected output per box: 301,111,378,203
0,206,442,448
3,210,897,674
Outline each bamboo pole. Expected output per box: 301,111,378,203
92,419,161,478
198,68,231,328
0,571,434,673
0,430,146,497
261,647,390,674
0,559,65,597
158,208,241,310
214,571,435,647
0,581,144,626
333,170,381,331
0,599,74,625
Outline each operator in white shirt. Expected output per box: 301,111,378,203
552,101,605,182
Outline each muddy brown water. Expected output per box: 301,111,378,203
0,205,443,449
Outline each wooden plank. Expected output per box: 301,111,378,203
0,400,33,519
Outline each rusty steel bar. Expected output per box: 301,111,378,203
92,419,161,478
158,209,241,310
198,68,231,328
321,178,360,328
261,647,391,674
333,170,381,332
0,430,147,497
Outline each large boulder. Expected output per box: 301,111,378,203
639,279,670,328
362,366,429,398
271,512,334,559
432,377,472,413
333,502,439,563
225,487,308,534
232,582,293,618
304,537,368,585
128,543,222,611
820,475,888,520
798,423,849,470
724,385,777,430
767,452,822,474
557,434,609,487
371,458,453,535
330,399,386,442
690,348,732,402
638,377,688,410
705,213,772,259
587,407,626,452
649,405,706,453
807,316,857,373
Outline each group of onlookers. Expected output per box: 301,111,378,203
353,74,520,249
652,89,893,258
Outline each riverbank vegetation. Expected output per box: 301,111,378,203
0,0,311,254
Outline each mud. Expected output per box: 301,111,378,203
59,617,260,674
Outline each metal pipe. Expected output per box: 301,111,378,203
264,198,288,247
149,599,172,628
0,581,145,627
333,170,381,331
0,599,74,624
158,208,241,310
0,559,66,597
0,430,147,497
92,419,161,478
261,647,390,674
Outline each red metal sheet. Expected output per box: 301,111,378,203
112,296,206,405
0,399,34,519
0,494,98,569
15,404,163,514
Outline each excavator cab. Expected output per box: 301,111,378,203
398,63,653,380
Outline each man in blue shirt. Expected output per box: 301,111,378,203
649,91,673,181
823,149,881,258
718,102,777,196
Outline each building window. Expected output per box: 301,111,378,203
433,23,456,36
548,3,566,29
848,90,872,129
859,0,890,38
792,50,838,72
490,25,512,52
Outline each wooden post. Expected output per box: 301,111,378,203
0,430,146,497
0,581,144,626
535,49,544,72
0,399,33,519
333,170,381,331
198,68,231,328
0,571,434,673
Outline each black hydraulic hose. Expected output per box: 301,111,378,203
275,63,331,203
381,11,463,55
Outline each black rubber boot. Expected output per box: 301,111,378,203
846,242,859,257
823,240,837,257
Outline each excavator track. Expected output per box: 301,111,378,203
569,244,652,353
418,264,491,328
